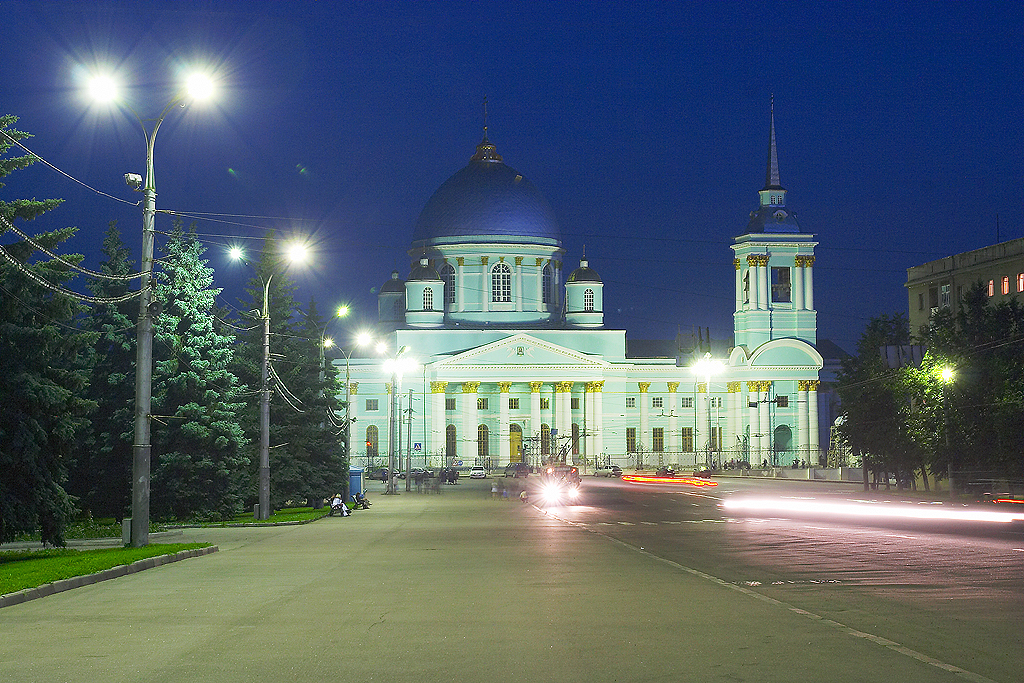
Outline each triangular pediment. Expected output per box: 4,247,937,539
435,334,609,369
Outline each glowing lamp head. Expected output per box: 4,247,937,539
940,367,955,383
88,75,118,103
228,247,245,261
336,305,350,319
186,73,215,101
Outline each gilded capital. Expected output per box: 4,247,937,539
430,381,448,393
498,382,513,393
480,256,489,266
456,256,464,266
529,381,543,393
697,382,707,393
514,256,523,266
734,258,741,271
667,381,679,393
462,381,481,394
587,380,604,393
727,381,741,393
555,381,573,393
638,382,651,393
536,258,544,267
798,379,820,392
386,382,392,394
348,382,358,396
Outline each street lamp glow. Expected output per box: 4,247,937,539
186,73,215,101
940,366,955,383
88,75,118,102
284,242,308,264
228,246,244,261
337,305,350,318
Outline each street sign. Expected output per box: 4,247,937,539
414,442,422,452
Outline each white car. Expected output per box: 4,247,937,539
594,465,622,477
470,466,487,479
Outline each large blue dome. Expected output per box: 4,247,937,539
411,136,561,247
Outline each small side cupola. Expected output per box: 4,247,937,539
565,256,604,328
405,257,444,328
377,270,406,329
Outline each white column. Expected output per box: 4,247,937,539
727,382,741,459
797,381,809,462
793,256,805,310
430,381,447,467
530,381,542,459
455,257,465,312
535,259,544,312
696,382,708,455
804,257,815,311
667,383,680,453
499,382,511,466
807,380,820,464
758,383,771,464
593,381,605,461
638,382,651,456
555,381,572,459
747,382,761,465
758,257,769,310
461,381,479,464
746,256,759,309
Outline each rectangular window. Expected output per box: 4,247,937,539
710,397,722,409
571,397,580,410
771,267,791,303
365,399,379,411
651,396,663,408
680,427,694,452
776,395,789,408
929,287,939,308
540,398,550,410
940,283,950,307
625,427,637,453
710,426,722,451
988,280,995,297
652,427,664,452
508,397,520,410
445,398,456,411
1018,273,1024,293
918,292,924,311
680,396,693,408
625,397,636,409
1002,276,1010,295
477,397,488,411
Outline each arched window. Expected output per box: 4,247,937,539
542,265,553,304
423,287,433,311
477,424,489,459
492,263,512,302
365,425,379,458
541,423,551,456
584,288,594,312
446,425,457,459
440,263,456,306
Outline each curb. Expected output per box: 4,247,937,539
0,546,219,609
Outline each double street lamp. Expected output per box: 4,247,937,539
88,71,214,546
381,345,414,495
691,352,725,469
322,330,374,479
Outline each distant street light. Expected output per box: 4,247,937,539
323,329,374,479
691,352,725,468
87,70,214,546
381,345,414,494
230,245,306,519
940,365,956,500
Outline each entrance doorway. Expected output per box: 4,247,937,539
510,424,522,462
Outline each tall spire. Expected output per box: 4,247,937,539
471,95,503,162
764,95,783,190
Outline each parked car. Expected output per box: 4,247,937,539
504,462,531,478
594,465,622,478
368,467,391,481
470,466,487,479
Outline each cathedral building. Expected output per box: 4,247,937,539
339,110,823,472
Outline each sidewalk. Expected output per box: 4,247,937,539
0,477,969,683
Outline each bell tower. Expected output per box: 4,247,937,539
732,100,818,349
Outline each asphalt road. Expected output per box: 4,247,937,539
550,475,1024,683
1,476,1020,682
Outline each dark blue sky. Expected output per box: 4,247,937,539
3,1,1022,352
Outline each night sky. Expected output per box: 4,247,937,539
3,1,1022,353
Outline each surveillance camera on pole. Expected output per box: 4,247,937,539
124,173,143,190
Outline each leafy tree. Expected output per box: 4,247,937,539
1,115,94,545
69,221,136,518
149,222,248,520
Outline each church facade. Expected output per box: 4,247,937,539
339,111,823,472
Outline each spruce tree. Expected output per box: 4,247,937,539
149,222,247,520
1,115,94,545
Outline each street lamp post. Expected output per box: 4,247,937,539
89,72,214,546
940,366,955,500
692,353,725,469
382,345,411,495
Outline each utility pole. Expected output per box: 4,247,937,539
405,388,413,492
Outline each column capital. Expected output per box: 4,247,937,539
529,381,543,393
798,379,820,391
555,381,573,393
638,382,651,393
498,381,513,393
734,258,741,271
430,381,448,393
535,257,544,267
462,381,481,393
349,382,358,396
514,256,523,266
386,382,392,394
456,256,464,266
727,381,741,392
480,256,489,266
667,381,680,393
585,380,605,393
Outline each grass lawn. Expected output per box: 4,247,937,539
0,543,211,596
214,506,330,525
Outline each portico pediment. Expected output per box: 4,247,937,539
434,333,609,370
